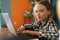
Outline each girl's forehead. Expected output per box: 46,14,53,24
33,4,41,10
33,5,39,10
33,4,46,10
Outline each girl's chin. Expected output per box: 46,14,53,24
37,19,43,21
37,19,41,21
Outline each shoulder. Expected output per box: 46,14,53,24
47,18,58,29
48,18,57,25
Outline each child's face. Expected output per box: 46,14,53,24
33,3,51,21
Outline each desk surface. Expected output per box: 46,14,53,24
0,28,39,40
0,28,13,38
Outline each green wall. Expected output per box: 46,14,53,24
0,1,1,28
0,0,11,27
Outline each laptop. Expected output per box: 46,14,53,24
1,13,39,40
2,13,17,36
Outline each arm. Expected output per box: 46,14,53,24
47,24,58,40
39,21,59,40
17,25,41,36
17,25,25,33
22,30,40,36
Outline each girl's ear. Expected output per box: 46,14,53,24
48,10,52,16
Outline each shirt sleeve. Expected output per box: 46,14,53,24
23,24,32,30
24,24,37,30
39,21,59,40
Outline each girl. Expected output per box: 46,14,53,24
17,0,58,40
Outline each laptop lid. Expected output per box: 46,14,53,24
2,13,17,36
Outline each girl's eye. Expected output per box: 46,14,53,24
36,11,38,13
39,10,43,12
34,10,44,13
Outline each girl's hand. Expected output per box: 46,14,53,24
16,25,25,34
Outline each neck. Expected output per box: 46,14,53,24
40,21,46,26
40,18,48,26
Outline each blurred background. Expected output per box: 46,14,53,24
0,0,60,29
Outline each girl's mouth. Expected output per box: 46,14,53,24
37,16,41,21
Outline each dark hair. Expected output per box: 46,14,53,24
32,0,53,20
34,0,52,10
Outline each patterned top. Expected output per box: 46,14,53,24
24,18,59,40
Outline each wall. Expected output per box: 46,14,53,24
12,0,31,29
1,0,11,27
51,0,60,29
56,0,60,28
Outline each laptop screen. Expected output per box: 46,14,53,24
2,13,17,36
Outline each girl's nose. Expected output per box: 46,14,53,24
37,11,40,15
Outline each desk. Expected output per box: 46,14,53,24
0,28,13,38
0,28,39,40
